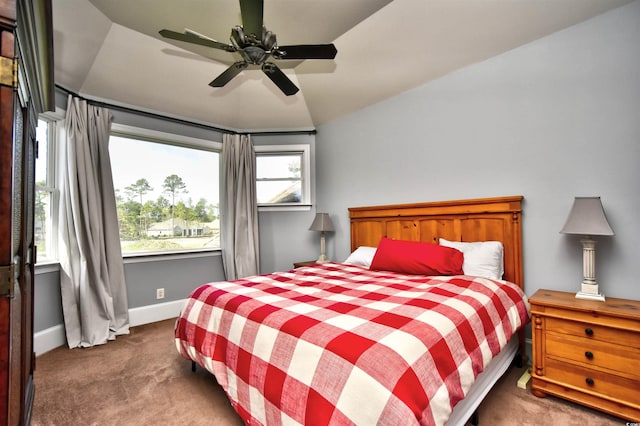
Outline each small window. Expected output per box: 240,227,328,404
108,125,221,256
255,145,310,208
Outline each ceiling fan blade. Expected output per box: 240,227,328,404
277,44,337,60
239,0,264,39
209,61,248,87
262,62,299,96
159,29,234,51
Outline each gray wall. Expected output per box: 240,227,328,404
123,254,226,307
34,269,63,331
35,254,225,331
314,1,640,300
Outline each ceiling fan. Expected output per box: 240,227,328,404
159,0,337,96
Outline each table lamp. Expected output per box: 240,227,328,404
560,197,614,301
309,213,334,262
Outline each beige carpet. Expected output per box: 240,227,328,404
31,319,625,425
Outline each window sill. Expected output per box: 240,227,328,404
122,249,221,264
35,262,60,274
259,204,312,212
35,250,221,271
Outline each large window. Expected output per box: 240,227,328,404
35,118,58,262
255,144,310,208
108,126,221,255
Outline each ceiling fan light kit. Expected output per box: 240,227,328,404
159,0,337,96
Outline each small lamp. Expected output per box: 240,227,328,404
309,213,334,262
560,197,614,301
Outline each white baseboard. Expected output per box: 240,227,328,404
34,299,187,356
128,298,186,327
34,324,66,357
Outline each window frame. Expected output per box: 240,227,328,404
109,123,222,258
255,144,311,211
35,110,64,265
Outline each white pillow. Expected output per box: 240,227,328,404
438,238,504,280
343,246,377,268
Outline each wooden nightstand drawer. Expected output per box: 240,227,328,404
546,317,640,348
546,332,640,379
544,358,640,405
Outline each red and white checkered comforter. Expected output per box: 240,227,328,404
175,262,529,426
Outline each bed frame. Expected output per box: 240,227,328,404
349,195,525,426
349,195,524,289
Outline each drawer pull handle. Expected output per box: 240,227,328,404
585,351,594,359
585,377,595,386
585,328,594,336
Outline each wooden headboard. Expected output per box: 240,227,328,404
349,196,524,290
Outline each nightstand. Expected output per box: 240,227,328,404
530,289,640,421
293,260,317,268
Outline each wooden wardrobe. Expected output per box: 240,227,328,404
0,0,54,424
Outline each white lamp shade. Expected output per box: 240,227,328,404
560,197,614,236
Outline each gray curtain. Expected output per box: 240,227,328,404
220,134,260,279
58,95,130,348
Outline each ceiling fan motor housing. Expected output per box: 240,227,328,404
242,45,269,64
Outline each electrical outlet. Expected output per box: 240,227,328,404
156,288,165,300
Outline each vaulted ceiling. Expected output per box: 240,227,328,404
52,0,632,132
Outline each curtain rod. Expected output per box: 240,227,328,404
54,84,317,137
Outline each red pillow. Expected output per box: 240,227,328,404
370,238,464,276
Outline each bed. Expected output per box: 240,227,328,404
175,196,529,425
